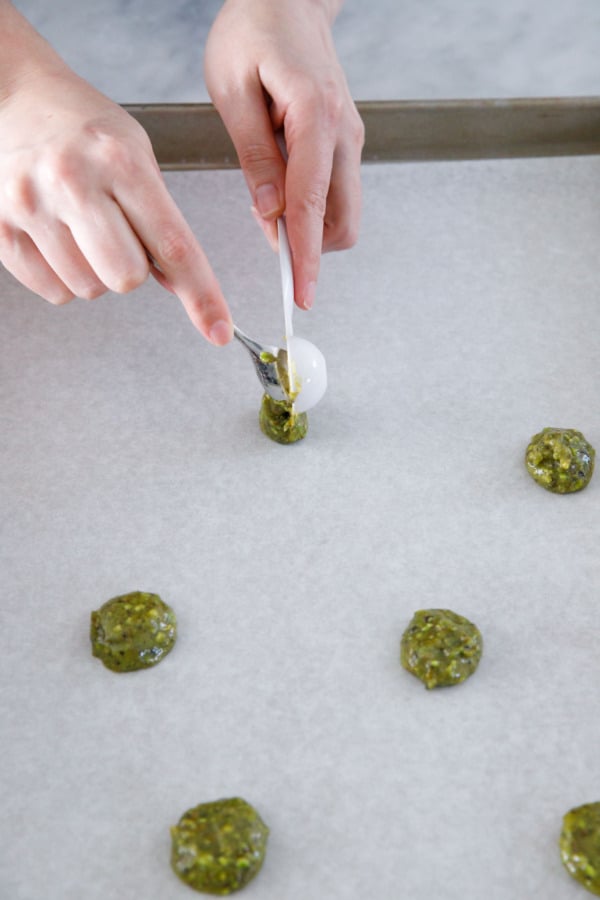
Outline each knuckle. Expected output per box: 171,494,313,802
185,293,223,332
95,132,127,165
0,220,13,247
300,186,328,221
288,72,343,133
77,281,106,301
3,172,37,216
84,119,155,175
125,117,153,151
326,219,359,251
48,287,75,306
352,111,366,148
38,148,78,188
318,79,344,130
36,150,89,211
109,261,149,294
95,133,141,178
237,142,281,171
156,229,193,268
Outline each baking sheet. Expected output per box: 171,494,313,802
1,156,600,900
125,99,600,168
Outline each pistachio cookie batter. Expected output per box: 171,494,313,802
170,797,269,895
90,591,177,672
560,802,600,896
400,609,483,689
259,393,308,444
525,427,595,493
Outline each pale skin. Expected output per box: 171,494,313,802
0,0,364,346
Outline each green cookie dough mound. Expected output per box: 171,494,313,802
525,427,595,494
90,591,177,672
400,609,483,690
170,797,269,895
560,802,600,896
259,393,308,444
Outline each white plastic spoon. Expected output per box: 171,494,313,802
277,217,327,413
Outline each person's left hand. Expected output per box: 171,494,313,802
204,0,364,311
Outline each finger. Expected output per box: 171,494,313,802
65,197,150,295
250,205,278,253
27,219,108,300
212,80,287,222
283,112,336,310
0,224,74,305
114,169,232,345
322,137,363,254
149,264,176,295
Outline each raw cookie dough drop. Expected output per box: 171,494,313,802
560,802,600,896
525,427,595,493
90,591,177,672
400,608,483,689
259,393,308,444
170,797,269,895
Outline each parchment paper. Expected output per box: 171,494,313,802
1,157,599,900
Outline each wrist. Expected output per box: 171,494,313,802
217,0,343,26
0,2,68,104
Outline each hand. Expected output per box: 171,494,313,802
204,0,364,311
0,8,232,345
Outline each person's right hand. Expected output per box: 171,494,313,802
204,0,364,313
0,9,232,346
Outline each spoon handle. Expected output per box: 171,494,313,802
278,217,294,340
277,216,295,397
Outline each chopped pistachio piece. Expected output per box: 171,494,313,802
259,393,307,444
525,427,595,494
274,348,300,402
400,609,483,689
560,802,600,896
170,798,269,895
90,591,176,672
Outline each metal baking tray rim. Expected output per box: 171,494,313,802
124,97,600,169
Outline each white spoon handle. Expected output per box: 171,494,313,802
278,216,294,340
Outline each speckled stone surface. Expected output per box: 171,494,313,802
13,0,600,102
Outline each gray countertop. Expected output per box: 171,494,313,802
1,157,600,900
14,0,600,103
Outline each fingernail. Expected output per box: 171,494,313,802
255,183,281,220
208,319,233,346
300,281,316,310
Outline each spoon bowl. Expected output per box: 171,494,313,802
233,326,287,402
233,216,327,412
234,326,327,412
286,336,328,413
